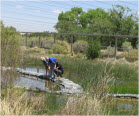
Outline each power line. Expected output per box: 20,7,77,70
72,1,107,10
2,16,57,25
3,19,55,27
13,1,71,12
3,9,58,21
4,23,56,32
94,0,114,6
118,0,138,6
42,1,88,11
3,2,64,16
2,5,58,18
31,1,73,9
2,0,138,32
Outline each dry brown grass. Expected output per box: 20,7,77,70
61,63,114,115
1,88,48,115
61,95,102,115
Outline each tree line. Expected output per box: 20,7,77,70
55,5,138,48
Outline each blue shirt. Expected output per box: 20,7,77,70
49,57,57,63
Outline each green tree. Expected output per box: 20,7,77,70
55,6,138,48
108,5,137,47
86,40,101,59
55,7,83,33
1,21,21,67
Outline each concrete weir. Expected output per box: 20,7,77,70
15,68,83,94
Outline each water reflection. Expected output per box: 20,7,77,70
114,98,138,111
13,67,61,91
45,80,60,91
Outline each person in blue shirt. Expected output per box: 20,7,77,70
45,57,58,79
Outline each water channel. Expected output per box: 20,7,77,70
2,67,139,113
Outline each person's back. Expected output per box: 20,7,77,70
49,57,57,63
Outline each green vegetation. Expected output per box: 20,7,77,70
86,40,101,59
1,22,21,67
20,36,54,48
52,40,70,54
2,42,138,115
122,41,133,50
75,53,85,59
73,40,88,54
1,4,138,115
22,49,138,94
1,87,67,115
123,49,138,61
105,46,115,56
55,5,138,48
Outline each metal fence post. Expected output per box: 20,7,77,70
114,37,117,59
26,33,28,46
71,34,73,55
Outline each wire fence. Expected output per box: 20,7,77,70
19,32,138,61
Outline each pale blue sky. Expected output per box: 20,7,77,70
1,0,138,32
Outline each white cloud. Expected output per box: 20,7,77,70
52,9,61,14
35,10,40,12
16,5,23,9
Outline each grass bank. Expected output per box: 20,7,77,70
1,46,138,115
22,47,138,94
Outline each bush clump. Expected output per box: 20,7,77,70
73,40,88,54
75,53,85,59
43,39,54,49
86,40,101,59
123,49,138,61
1,22,21,67
52,40,70,54
122,41,133,50
106,46,115,56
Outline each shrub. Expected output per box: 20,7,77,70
75,53,85,59
43,39,54,49
123,49,138,61
52,40,70,54
1,22,21,67
26,46,40,53
105,46,115,56
122,41,133,50
73,40,88,54
86,40,101,59
48,49,53,54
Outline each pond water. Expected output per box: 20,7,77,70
2,66,138,114
114,98,138,111
14,67,61,91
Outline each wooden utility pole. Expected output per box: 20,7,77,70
26,33,28,46
54,34,56,43
39,33,41,47
114,37,118,59
71,34,74,55
92,35,93,40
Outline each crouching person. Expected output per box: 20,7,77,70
45,57,58,79
53,62,64,78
